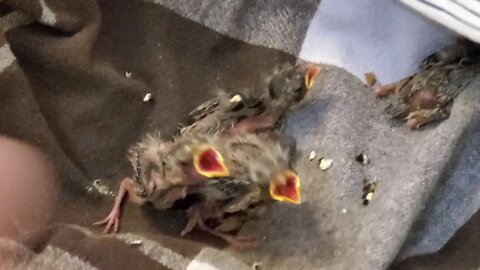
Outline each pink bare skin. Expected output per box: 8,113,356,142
181,207,257,250
225,113,281,136
93,163,208,234
374,83,397,97
406,117,422,129
93,177,145,233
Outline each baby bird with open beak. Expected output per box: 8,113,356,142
228,62,321,135
178,132,301,249
184,63,321,136
93,131,231,233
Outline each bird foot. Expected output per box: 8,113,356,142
405,109,446,129
406,117,422,129
374,84,396,98
93,207,120,234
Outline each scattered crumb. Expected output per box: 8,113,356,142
229,94,242,103
252,262,262,270
362,178,377,206
92,179,112,196
355,153,369,165
125,239,143,247
341,208,347,214
364,72,377,86
309,151,316,161
143,93,152,102
319,158,333,171
125,71,132,78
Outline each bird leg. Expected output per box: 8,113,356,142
196,218,257,250
180,207,201,237
181,207,257,249
374,82,398,97
405,108,449,129
93,177,146,233
228,113,280,135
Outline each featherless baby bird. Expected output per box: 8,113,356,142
375,39,480,129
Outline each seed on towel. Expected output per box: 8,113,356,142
362,178,377,205
252,262,262,270
319,158,332,170
355,153,369,165
125,239,143,247
143,93,152,102
229,94,242,103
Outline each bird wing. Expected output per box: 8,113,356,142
188,88,265,122
188,96,222,121
198,177,261,213
437,64,477,107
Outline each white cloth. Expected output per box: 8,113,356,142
299,0,458,84
401,0,480,44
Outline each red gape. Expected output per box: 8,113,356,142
273,176,299,202
194,145,229,178
198,148,224,172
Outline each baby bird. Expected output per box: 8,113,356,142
93,62,319,234
228,62,321,135
183,63,321,136
93,131,230,233
178,132,301,249
375,39,480,129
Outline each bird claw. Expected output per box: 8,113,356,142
406,119,419,129
374,84,396,98
93,209,120,234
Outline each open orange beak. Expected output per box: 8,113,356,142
193,144,229,178
304,65,321,89
269,170,301,204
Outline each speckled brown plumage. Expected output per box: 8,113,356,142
376,40,480,129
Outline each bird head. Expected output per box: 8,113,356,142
269,169,301,204
303,64,321,90
268,63,321,106
193,143,230,178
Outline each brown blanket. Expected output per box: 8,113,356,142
0,0,291,269
2,0,480,269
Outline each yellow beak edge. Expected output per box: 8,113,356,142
269,171,301,205
304,65,321,89
193,144,230,178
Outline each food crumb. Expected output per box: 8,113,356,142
362,178,377,206
143,93,152,102
229,94,242,103
319,158,333,171
125,239,143,247
252,262,262,270
355,153,369,165
364,72,377,86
